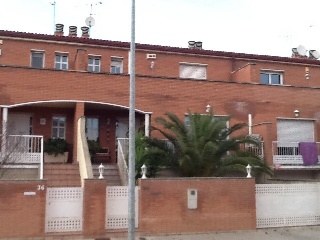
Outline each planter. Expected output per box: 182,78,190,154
44,152,69,163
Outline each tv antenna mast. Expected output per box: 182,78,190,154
85,2,102,29
50,1,56,33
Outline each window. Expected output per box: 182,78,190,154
179,63,207,80
86,117,99,141
88,56,101,72
260,72,283,85
31,51,44,68
110,57,123,74
52,116,66,139
55,54,68,70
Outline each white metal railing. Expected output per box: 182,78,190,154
272,141,320,165
0,134,44,179
243,142,264,159
117,138,129,186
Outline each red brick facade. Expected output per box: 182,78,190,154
0,29,320,167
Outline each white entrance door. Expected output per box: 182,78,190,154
7,113,32,135
116,117,141,139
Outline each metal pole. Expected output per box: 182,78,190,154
51,1,56,34
128,0,136,239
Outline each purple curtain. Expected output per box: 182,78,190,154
299,142,318,166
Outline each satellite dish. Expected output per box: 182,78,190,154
85,16,95,27
297,45,307,56
309,50,320,59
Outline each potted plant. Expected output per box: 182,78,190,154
44,138,69,163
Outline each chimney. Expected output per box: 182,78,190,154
68,26,77,37
188,41,202,50
81,26,90,38
54,23,64,36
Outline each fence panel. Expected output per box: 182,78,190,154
45,187,83,232
256,183,320,228
106,186,139,229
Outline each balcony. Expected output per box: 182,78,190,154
272,141,320,169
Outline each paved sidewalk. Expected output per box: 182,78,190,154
111,226,320,240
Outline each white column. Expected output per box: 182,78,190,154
144,113,150,137
2,107,8,152
248,113,252,135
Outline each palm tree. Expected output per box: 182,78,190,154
151,111,273,177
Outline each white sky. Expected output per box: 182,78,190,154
1,0,320,57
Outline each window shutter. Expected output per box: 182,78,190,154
180,64,206,79
277,119,315,146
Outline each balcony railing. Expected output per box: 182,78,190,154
243,142,264,159
0,135,44,179
272,141,320,166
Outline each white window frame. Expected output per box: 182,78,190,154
179,62,207,80
88,55,101,73
110,56,123,74
30,50,45,68
260,70,283,85
52,116,66,139
55,52,68,70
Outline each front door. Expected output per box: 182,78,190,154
7,113,32,135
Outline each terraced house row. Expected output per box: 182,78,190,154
0,23,320,186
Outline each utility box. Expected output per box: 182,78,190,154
187,189,198,209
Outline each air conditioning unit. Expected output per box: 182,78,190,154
146,54,156,59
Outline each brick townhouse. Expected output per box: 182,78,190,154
0,24,319,185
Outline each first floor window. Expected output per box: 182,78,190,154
88,56,101,72
52,116,66,139
110,57,123,74
180,63,207,80
260,72,283,85
31,51,44,68
55,54,68,70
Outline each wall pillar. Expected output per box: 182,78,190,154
83,179,107,237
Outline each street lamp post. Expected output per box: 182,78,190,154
128,0,136,240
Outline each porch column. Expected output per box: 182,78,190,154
74,102,85,163
2,107,8,152
144,113,150,137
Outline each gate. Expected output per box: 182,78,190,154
45,187,83,232
256,183,320,228
106,186,139,229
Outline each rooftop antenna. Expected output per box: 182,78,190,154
85,1,102,34
50,1,56,33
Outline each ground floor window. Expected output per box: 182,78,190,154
52,116,66,139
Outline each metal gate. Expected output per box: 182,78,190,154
45,187,83,232
106,186,139,229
